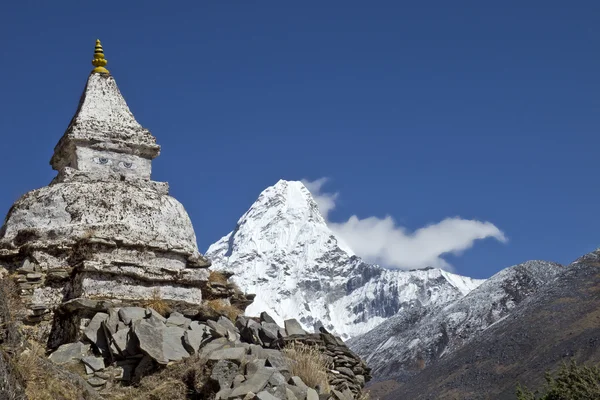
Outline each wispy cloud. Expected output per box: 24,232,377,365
303,178,507,271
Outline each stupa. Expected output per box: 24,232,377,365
0,40,211,331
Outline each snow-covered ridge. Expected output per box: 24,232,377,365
206,179,483,339
347,259,563,381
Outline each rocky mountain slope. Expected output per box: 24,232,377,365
382,250,600,400
206,180,483,339
348,260,563,383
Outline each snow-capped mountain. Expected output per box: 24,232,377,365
348,259,563,382
206,179,483,339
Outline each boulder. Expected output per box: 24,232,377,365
133,316,171,364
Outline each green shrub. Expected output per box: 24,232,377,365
517,360,600,400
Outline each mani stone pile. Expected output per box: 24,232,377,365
49,305,370,400
0,40,211,346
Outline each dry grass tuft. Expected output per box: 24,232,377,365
104,354,211,400
14,342,80,400
283,342,332,392
208,270,229,285
205,299,242,321
141,288,171,317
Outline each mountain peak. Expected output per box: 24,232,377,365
206,179,483,339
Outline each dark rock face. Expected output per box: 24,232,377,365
383,251,600,400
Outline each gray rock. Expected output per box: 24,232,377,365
119,307,146,325
86,376,107,387
199,337,229,358
256,391,280,400
261,322,280,341
260,311,276,324
242,392,256,400
242,319,263,345
163,325,190,361
268,371,287,386
183,323,210,355
286,387,300,400
215,388,232,400
111,327,134,355
105,308,120,334
208,347,247,364
235,315,248,331
233,374,246,387
81,356,105,372
246,358,267,375
84,312,108,346
210,360,239,390
290,376,309,391
207,319,228,338
166,311,191,328
217,316,237,333
229,367,276,398
95,366,124,380
306,387,319,400
145,308,167,323
284,319,306,336
48,342,91,365
285,384,306,400
133,317,168,364
335,367,355,377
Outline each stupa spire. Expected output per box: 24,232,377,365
92,39,109,74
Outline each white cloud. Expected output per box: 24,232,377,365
302,178,507,271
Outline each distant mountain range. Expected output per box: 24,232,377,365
205,179,600,399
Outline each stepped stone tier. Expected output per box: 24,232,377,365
0,40,211,331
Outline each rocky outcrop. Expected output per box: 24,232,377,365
48,305,370,399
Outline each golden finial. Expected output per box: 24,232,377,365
91,39,109,74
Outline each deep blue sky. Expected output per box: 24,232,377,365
1,1,598,279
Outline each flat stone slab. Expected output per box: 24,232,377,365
183,322,210,354
81,355,105,372
256,391,279,400
207,319,228,338
284,319,306,336
166,311,191,328
119,307,146,325
84,312,108,346
229,367,276,398
208,347,247,364
163,325,190,361
48,342,91,365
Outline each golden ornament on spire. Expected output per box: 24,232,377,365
91,39,109,74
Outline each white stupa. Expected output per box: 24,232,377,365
0,40,210,328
